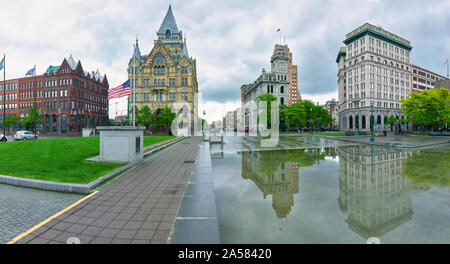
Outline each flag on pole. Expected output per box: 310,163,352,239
0,57,4,71
25,66,36,76
108,80,131,99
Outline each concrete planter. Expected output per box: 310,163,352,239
97,126,145,164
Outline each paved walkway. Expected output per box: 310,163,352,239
12,137,201,244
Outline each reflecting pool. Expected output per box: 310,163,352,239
212,135,450,243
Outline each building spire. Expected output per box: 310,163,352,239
132,35,141,62
157,5,180,35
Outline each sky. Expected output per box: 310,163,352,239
1,0,449,123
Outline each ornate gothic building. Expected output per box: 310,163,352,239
128,5,198,131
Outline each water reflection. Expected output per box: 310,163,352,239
214,137,450,243
241,148,328,218
240,146,421,239
336,146,414,239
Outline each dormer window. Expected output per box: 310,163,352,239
165,29,171,39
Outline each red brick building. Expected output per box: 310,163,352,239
0,55,109,135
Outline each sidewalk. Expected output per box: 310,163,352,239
11,137,201,244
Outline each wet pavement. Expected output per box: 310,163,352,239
211,135,450,243
10,137,201,244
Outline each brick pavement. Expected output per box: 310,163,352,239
12,137,201,244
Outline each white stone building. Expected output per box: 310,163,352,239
336,23,412,132
243,45,290,127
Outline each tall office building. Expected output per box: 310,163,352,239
336,23,412,132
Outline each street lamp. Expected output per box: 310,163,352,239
370,101,374,142
356,111,359,135
310,107,313,134
316,102,321,132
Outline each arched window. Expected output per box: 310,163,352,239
153,53,166,65
377,115,382,125
165,29,171,39
280,86,284,94
349,116,353,129
362,115,366,129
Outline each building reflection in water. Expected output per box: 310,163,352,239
240,148,327,219
336,145,415,239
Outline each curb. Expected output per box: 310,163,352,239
0,137,186,194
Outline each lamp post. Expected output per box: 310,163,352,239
356,111,359,135
316,102,321,132
309,107,313,134
370,101,374,141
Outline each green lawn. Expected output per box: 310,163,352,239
410,132,429,136
0,136,176,184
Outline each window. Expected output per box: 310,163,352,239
153,53,166,64
165,29,171,39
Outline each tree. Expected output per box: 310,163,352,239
385,116,397,131
400,88,450,131
256,93,278,129
156,106,176,134
284,102,307,130
5,116,20,132
22,107,43,131
136,105,155,130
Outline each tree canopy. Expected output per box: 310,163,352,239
400,88,450,128
136,105,155,129
22,107,43,130
156,106,176,133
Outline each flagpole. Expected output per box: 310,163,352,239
33,65,37,138
2,54,5,142
133,56,136,127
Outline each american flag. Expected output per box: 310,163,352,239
108,80,131,99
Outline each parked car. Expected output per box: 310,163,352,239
14,131,38,141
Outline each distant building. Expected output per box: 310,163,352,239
225,111,234,129
0,55,109,135
274,44,300,104
434,79,450,90
324,98,338,127
243,44,291,127
411,64,447,92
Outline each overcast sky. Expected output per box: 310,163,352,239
1,0,449,122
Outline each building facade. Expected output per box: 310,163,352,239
411,64,447,92
273,44,300,105
435,79,450,90
127,5,198,133
324,98,338,128
336,23,412,132
243,45,291,127
0,55,109,134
